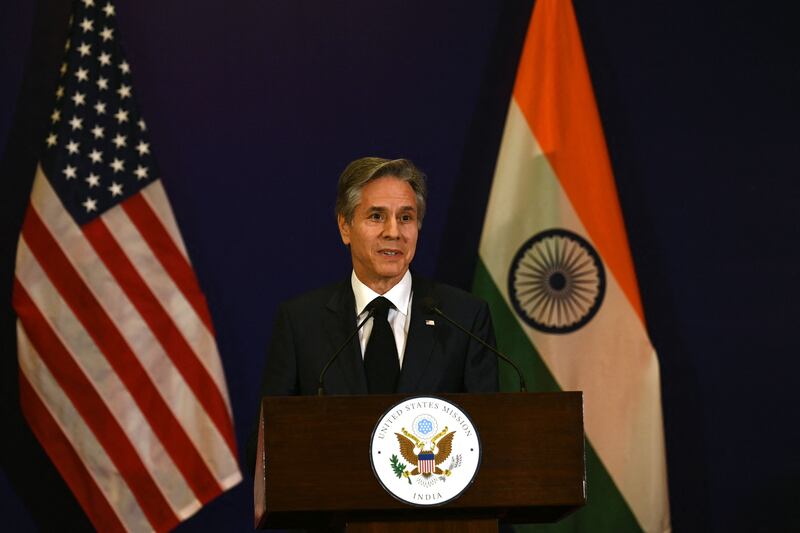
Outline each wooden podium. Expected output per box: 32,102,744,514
254,392,585,531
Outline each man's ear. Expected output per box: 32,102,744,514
337,214,351,246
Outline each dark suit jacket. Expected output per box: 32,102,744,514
259,275,498,396
246,275,498,471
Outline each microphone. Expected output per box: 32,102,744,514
317,304,377,396
420,296,527,392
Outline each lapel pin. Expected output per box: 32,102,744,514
425,319,435,326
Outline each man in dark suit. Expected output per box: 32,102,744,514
248,157,498,466
249,157,498,468
260,275,497,395
262,157,498,395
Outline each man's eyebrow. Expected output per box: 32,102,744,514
364,205,416,212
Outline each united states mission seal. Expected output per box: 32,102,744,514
369,396,481,506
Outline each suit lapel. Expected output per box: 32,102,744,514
323,281,368,394
397,276,437,392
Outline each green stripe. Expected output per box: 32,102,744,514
473,258,643,533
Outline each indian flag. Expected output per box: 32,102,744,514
473,1,670,531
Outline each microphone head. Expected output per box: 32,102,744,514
420,296,439,313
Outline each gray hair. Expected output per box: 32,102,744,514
335,157,427,228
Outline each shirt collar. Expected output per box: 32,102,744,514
351,270,412,317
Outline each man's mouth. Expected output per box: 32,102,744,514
380,250,401,256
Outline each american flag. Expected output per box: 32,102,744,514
12,1,242,531
418,452,435,475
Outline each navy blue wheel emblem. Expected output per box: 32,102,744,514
508,228,605,334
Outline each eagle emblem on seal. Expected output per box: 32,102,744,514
391,426,457,483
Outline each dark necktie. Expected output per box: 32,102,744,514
363,296,400,394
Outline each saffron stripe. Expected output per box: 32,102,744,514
13,279,178,531
82,214,238,460
512,0,644,321
122,193,216,334
18,371,128,533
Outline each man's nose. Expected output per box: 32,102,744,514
382,217,400,238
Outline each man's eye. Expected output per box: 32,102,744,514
369,212,383,221
400,214,414,223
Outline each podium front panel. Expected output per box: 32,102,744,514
255,392,585,529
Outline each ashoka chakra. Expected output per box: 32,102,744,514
507,228,606,334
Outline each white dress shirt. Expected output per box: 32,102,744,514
351,270,413,368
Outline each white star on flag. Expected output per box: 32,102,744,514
85,173,100,187
108,182,123,197
112,134,126,148
71,91,86,106
110,157,124,172
82,196,97,212
133,165,149,180
80,17,94,32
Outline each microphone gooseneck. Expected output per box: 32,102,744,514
317,304,376,396
420,296,527,392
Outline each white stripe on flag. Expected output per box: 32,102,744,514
18,326,151,531
140,180,190,261
16,238,202,518
102,196,230,398
27,168,240,484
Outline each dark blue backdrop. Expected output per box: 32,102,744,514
2,1,799,532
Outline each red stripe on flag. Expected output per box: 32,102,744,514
19,371,127,533
13,279,178,531
83,214,238,459
20,207,228,498
122,193,216,334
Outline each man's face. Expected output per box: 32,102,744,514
338,176,419,294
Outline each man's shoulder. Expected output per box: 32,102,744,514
279,278,350,314
277,274,489,316
413,276,488,312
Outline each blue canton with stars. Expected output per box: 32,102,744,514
41,0,160,226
